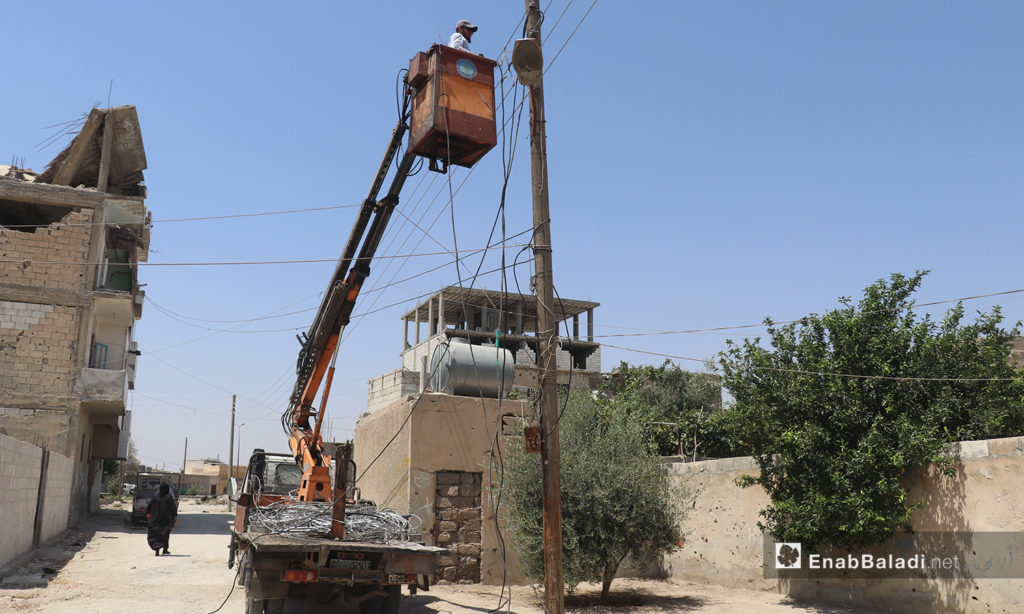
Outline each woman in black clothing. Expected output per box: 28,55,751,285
146,483,178,556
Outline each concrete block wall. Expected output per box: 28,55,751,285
658,435,1024,614
0,434,43,569
0,209,94,290
0,433,73,569
515,342,601,373
40,450,73,543
0,301,81,398
366,368,420,414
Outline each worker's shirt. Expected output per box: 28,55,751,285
448,32,470,52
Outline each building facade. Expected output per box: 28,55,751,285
356,286,603,583
0,106,149,522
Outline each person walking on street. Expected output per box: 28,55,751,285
146,483,178,556
448,19,478,52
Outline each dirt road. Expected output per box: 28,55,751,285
1,500,882,614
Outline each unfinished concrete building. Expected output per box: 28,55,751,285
366,286,601,412
0,106,150,522
355,287,601,584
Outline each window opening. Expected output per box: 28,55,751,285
0,199,74,233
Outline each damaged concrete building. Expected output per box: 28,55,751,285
0,106,150,522
354,286,601,584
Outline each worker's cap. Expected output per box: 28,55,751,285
456,20,478,32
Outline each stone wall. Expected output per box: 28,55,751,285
434,471,483,583
658,435,1024,614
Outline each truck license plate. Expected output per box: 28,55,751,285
329,559,372,570
387,574,409,584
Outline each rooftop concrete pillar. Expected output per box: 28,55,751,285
428,296,435,336
438,292,445,335
587,308,594,343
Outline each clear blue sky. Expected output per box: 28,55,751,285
3,2,1023,471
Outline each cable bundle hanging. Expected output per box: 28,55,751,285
247,498,420,544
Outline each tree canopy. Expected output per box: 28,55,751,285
599,361,741,458
719,271,1024,548
503,389,687,602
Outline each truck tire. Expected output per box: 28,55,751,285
244,592,284,614
358,585,401,614
244,593,261,614
381,586,402,614
359,594,384,614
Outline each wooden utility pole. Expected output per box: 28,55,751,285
228,394,236,509
179,437,187,494
521,2,564,613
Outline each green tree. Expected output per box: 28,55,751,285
103,441,141,498
503,389,687,603
719,272,1024,549
600,361,742,458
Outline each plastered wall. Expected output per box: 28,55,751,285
660,436,1024,614
355,393,529,585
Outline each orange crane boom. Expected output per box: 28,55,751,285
285,117,416,538
281,44,498,539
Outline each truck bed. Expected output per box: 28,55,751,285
236,529,446,555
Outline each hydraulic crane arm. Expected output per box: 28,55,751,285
275,44,498,538
286,115,417,506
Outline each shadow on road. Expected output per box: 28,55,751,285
0,524,95,589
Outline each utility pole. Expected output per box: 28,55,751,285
179,437,187,494
518,3,564,613
228,394,236,509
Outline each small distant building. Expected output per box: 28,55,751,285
355,287,602,584
183,459,229,496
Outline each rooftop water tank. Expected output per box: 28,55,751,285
407,45,497,171
430,338,514,398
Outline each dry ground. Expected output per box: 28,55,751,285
0,500,885,614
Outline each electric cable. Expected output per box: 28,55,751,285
1,203,362,229
601,342,1024,382
0,244,530,268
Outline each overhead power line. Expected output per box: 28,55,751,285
601,343,1023,383
592,287,1024,339
0,203,362,229
0,243,529,268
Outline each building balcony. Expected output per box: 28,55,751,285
77,367,128,415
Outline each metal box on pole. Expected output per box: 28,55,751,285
408,45,497,171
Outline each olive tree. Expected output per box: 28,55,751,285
503,389,687,602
